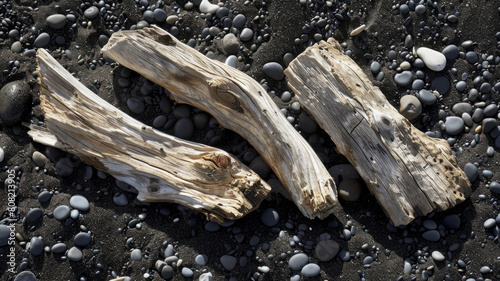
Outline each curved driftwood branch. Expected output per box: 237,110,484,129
285,38,471,226
102,26,337,219
29,48,271,223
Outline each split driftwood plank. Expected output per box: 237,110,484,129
29,48,272,223
102,26,337,219
285,38,471,226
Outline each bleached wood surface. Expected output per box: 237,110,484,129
102,26,338,219
29,48,272,223
285,38,471,226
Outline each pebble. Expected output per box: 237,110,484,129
181,267,194,277
484,218,496,228
131,249,142,261
46,14,67,29
261,208,279,227
417,47,446,71
53,205,71,221
38,191,52,203
422,230,440,241
84,6,99,19
370,61,381,74
0,80,31,126
315,239,339,262
11,41,22,53
199,272,213,281
32,151,47,166
465,51,478,64
480,266,491,274
298,113,318,134
301,263,320,277
416,89,437,105
199,0,220,14
240,28,254,41
127,98,145,114
394,71,413,87
339,250,350,262
289,253,309,270
13,271,37,281
249,156,271,178
174,118,194,140
27,208,43,222
34,32,50,47
350,24,366,36
164,244,174,257
482,118,497,134
442,45,459,60
415,4,426,14
463,163,479,182
154,9,168,22
220,255,237,270
55,158,73,177
452,103,472,116
445,116,465,135
222,33,239,55
74,232,92,247
399,95,422,120
51,242,67,254
113,192,128,206
262,62,285,81
0,225,9,246
195,254,209,266
456,81,466,92
431,251,445,261
98,35,109,47
0,147,4,162
338,179,362,201
29,236,44,255
431,76,450,95
442,214,461,229
490,181,500,195
68,246,83,261
69,195,90,212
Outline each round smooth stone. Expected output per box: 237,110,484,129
315,239,339,262
199,0,220,13
463,163,478,182
154,9,168,22
56,158,73,177
412,79,424,90
442,214,461,229
415,4,426,14
399,95,422,120
113,192,128,206
0,225,11,246
34,32,50,47
27,208,43,222
204,221,220,232
173,106,191,118
338,179,362,201
11,41,22,53
53,205,71,221
480,82,492,94
281,91,292,102
484,218,496,228
51,242,67,254
289,253,309,270
222,33,239,55
131,249,142,261
249,156,271,179
193,113,209,129
38,191,52,203
181,267,194,278
417,47,446,71
13,271,37,281
483,104,497,117
370,61,381,74
339,250,350,262
69,195,90,212
74,232,92,247
127,98,145,114
70,209,79,220
445,116,464,135
416,89,436,105
240,28,254,42
68,247,83,261
260,208,279,227
163,244,174,257
0,148,4,162
465,51,478,64
233,14,246,28
456,81,466,91
431,251,445,261
220,255,237,271
46,14,67,29
490,181,500,195
431,76,450,95
423,219,437,230
84,6,99,19
262,62,285,81
301,263,320,277
152,115,167,128
480,266,491,274
0,80,31,126
442,45,459,60
98,35,109,47
30,237,44,255
195,254,209,266
422,230,440,242
174,118,194,140
299,113,318,134
482,118,497,134
394,71,413,87
32,151,47,166
363,256,374,265
483,170,494,179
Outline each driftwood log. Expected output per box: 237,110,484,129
285,38,471,226
102,26,337,219
29,49,272,223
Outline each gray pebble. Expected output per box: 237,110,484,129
68,247,83,261
315,239,339,261
154,8,168,22
483,104,497,117
113,192,128,206
472,108,485,123
423,219,437,230
117,78,129,88
431,76,450,95
445,116,464,135
490,181,500,195
492,126,500,138
0,225,9,246
339,250,350,262
480,82,491,94
363,256,374,265
70,209,79,220
152,115,167,128
232,14,246,29
38,191,52,203
299,113,318,134
30,236,44,255
166,15,179,25
283,53,294,66
13,271,37,281
301,263,320,277
466,51,478,64
394,71,413,87
288,253,308,270
195,254,209,266
462,113,473,127
0,80,31,126
181,267,194,277
174,118,194,140
84,6,99,19
98,35,109,47
442,214,461,229
262,62,285,81
27,208,43,222
127,98,145,114
480,266,491,274
422,230,440,241
46,14,67,29
32,151,47,166
74,232,91,247
34,32,50,48
220,255,237,270
51,242,67,254
281,91,292,102
483,170,493,179
370,61,381,74
482,118,497,134
486,146,494,157
455,81,466,91
463,163,478,182
225,55,238,68
204,221,220,232
412,79,424,90
399,95,422,120
131,249,142,261
56,158,73,177
442,45,459,60
261,208,279,227
69,195,90,212
53,205,71,221
249,156,271,179
222,33,239,55
416,89,437,105
484,218,496,228
338,179,362,201
240,28,253,42
164,244,174,257
10,41,22,53
431,251,445,261
415,4,426,14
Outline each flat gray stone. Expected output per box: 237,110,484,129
399,95,422,120
445,116,464,135
29,236,44,255
442,45,459,60
32,151,47,167
232,14,246,28
74,232,91,247
422,230,440,242
69,195,90,212
240,28,253,42
484,218,496,228
289,253,308,270
249,156,271,179
442,214,461,229
220,255,237,271
34,32,50,47
27,208,43,222
174,118,194,140
298,113,318,134
301,263,320,277
262,62,285,81
127,97,145,114
181,267,194,278
464,163,479,182
67,246,83,261
466,51,478,64
260,208,279,227
84,6,99,19
394,71,413,87
51,242,67,254
482,118,497,134
338,179,362,201
315,239,339,262
53,205,71,221
195,254,209,266
490,181,500,195
339,250,350,262
113,192,128,206
46,14,67,29
431,76,450,95
416,89,437,105
14,271,37,281
370,61,381,74
225,55,237,68
55,158,73,177
131,249,142,261
38,190,52,203
431,251,445,261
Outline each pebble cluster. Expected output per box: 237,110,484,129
0,0,500,280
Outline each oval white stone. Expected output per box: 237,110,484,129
416,47,447,72
199,0,220,14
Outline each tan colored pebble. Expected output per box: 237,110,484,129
350,24,366,36
475,125,482,133
166,15,179,25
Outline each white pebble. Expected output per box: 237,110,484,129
350,24,366,36
416,47,447,72
199,0,220,14
431,251,445,261
257,266,270,273
0,147,4,162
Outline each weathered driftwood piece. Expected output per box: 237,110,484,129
285,38,471,226
102,26,337,219
29,48,272,223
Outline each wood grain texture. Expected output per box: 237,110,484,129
285,38,471,226
102,26,337,219
29,48,272,223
